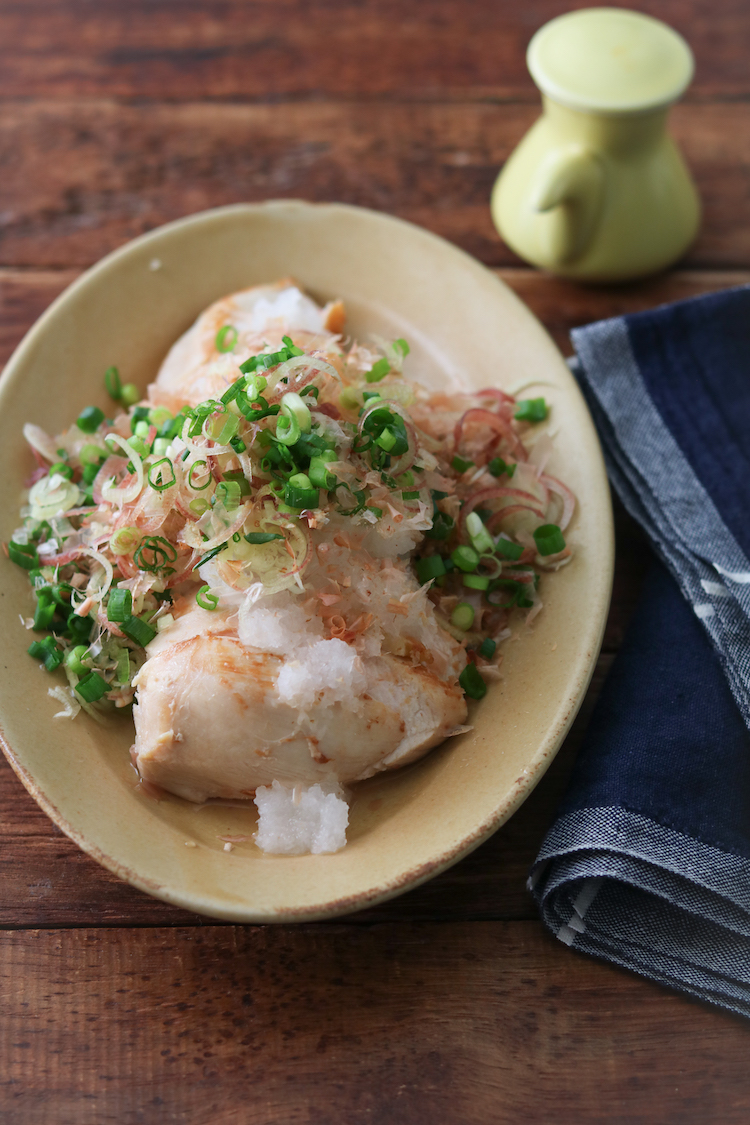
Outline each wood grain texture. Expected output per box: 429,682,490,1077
1,923,747,1125
0,0,747,101
0,101,748,268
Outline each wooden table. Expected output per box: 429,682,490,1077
1,2,749,1121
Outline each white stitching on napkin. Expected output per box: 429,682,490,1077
713,563,750,584
694,604,716,620
556,877,604,946
700,580,731,598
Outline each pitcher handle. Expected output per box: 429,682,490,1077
529,145,605,266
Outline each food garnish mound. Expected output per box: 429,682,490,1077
9,281,574,855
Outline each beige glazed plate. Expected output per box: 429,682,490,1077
0,201,613,922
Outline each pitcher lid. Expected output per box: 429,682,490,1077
527,8,694,114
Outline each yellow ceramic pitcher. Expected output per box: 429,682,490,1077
491,8,700,281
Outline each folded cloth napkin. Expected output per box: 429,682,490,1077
529,286,750,1018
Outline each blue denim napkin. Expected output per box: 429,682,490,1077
529,286,750,1017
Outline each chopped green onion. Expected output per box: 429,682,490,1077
189,498,211,516
65,645,90,676
147,407,172,431
465,512,494,555
425,508,454,541
478,637,497,660
28,636,63,672
133,536,177,573
188,461,211,491
215,325,238,353
115,648,131,684
280,392,312,435
120,384,140,408
120,615,157,647
308,455,336,490
300,384,319,399
239,338,301,376
77,406,105,433
281,334,304,356
209,412,240,445
366,358,391,383
109,526,140,555
486,578,533,609
533,523,566,556
127,435,150,458
81,453,105,483
245,532,284,545
375,427,397,452
80,443,105,466
340,387,361,411
463,573,490,591
8,541,39,569
49,461,74,480
215,480,242,511
33,589,56,630
459,662,487,700
67,613,93,645
284,472,319,509
402,489,421,501
275,411,301,448
104,366,122,399
450,603,475,631
336,487,367,517
107,588,133,623
243,375,268,401
130,405,150,431
222,470,251,497
229,436,246,454
367,506,383,519
488,457,516,478
451,455,474,474
514,398,548,423
362,390,381,403
147,458,176,492
196,542,228,567
196,585,219,611
75,670,110,702
494,537,524,561
451,545,479,573
394,338,410,356
152,438,170,458
220,376,246,406
415,556,446,584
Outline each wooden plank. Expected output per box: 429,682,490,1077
0,101,748,269
0,923,747,1125
0,0,747,101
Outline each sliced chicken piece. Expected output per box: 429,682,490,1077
132,624,467,803
150,280,345,410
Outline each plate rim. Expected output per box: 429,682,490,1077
0,199,614,922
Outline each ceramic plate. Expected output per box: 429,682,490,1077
0,201,613,922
